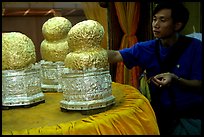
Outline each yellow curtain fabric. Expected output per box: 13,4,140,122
2,82,160,135
114,2,141,88
81,2,109,50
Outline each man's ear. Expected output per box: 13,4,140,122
174,22,183,31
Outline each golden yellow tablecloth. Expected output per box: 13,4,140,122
2,82,160,135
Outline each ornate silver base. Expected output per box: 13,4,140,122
60,95,115,111
40,60,65,92
2,93,45,108
59,68,115,111
2,64,45,107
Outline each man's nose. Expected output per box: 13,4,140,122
153,21,159,28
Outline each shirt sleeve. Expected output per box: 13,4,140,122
119,40,157,70
119,44,139,69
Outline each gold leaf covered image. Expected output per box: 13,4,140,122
67,20,105,52
40,39,70,62
65,48,109,70
60,20,115,110
65,20,108,70
42,17,72,41
2,32,36,70
40,17,72,62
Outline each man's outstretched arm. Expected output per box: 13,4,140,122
107,50,123,63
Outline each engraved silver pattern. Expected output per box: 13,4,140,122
2,64,45,106
59,68,115,110
39,60,65,92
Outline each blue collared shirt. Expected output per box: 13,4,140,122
119,35,202,111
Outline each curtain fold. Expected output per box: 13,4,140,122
81,2,109,50
114,2,141,88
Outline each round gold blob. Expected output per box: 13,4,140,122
64,48,109,70
2,32,36,70
67,20,104,52
40,39,70,62
42,17,72,41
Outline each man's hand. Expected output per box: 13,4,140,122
151,72,178,87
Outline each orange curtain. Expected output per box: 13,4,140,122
81,2,109,50
114,2,141,88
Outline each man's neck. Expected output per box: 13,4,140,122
160,33,179,48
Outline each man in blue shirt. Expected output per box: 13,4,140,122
107,2,202,135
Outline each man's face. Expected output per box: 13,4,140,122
152,9,176,39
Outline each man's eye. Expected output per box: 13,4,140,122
160,19,166,22
153,18,157,21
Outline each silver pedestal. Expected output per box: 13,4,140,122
40,60,65,92
59,68,115,111
2,64,45,107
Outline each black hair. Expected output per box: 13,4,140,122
153,2,189,32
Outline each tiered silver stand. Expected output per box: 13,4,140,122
2,64,45,109
40,60,65,92
59,68,115,114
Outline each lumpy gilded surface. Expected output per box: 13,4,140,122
68,20,104,52
65,20,108,70
40,39,70,62
40,17,72,62
2,32,36,70
42,17,72,41
64,48,109,70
